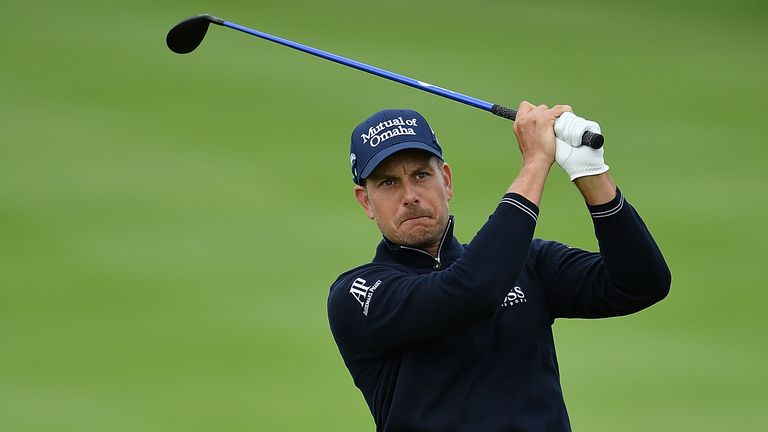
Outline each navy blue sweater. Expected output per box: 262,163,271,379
327,189,671,431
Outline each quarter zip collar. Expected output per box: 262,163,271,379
375,216,462,271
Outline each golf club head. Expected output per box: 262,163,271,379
166,14,224,54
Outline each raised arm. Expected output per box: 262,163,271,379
534,186,671,318
535,113,671,318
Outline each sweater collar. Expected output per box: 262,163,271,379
373,216,463,270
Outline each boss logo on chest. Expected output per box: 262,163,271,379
501,286,527,308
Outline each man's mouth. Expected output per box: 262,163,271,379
401,215,431,225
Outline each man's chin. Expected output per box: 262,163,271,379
398,227,441,249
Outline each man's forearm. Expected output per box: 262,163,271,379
574,172,616,205
508,160,552,207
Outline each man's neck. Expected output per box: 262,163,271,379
424,243,440,258
416,217,453,258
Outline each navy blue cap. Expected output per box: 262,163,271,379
350,109,443,185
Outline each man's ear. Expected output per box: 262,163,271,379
354,185,375,219
441,162,453,201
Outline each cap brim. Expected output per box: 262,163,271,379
359,142,443,180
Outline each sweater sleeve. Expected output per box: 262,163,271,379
533,188,671,319
328,193,538,356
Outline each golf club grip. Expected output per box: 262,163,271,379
491,104,604,149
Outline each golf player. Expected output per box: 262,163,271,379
327,102,671,431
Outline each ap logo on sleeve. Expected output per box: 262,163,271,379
349,277,382,316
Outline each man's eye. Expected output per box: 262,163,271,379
416,172,429,179
380,179,394,187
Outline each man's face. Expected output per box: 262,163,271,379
354,150,453,253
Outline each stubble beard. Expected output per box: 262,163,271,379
378,212,448,251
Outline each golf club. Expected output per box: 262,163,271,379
166,14,604,149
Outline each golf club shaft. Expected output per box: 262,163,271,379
169,15,603,148
222,20,498,113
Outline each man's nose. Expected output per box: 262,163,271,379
402,180,419,206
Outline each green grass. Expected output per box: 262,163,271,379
1,0,766,430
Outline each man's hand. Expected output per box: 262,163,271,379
554,112,609,181
507,102,572,205
513,102,573,168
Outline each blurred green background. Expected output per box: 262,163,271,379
2,0,766,430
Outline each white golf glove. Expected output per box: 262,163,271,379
554,112,609,181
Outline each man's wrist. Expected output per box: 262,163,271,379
574,172,616,205
522,156,554,171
